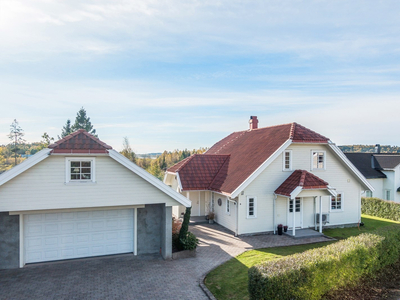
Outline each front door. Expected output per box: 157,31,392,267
288,197,302,229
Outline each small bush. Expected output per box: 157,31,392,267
248,225,400,300
179,232,199,251
362,197,400,221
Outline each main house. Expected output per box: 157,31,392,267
345,149,400,202
164,117,373,236
0,130,190,269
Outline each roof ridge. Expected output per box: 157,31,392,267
289,122,296,139
299,170,306,186
48,129,112,150
207,155,231,190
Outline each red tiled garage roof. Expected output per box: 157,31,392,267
168,122,330,195
274,170,329,197
48,130,112,153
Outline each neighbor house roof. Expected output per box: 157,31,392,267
48,129,112,154
167,122,329,195
344,153,387,179
274,170,329,197
373,154,400,169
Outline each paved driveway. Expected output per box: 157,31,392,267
0,224,330,300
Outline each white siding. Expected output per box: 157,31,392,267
366,178,384,199
213,194,237,233
0,155,181,212
238,144,363,235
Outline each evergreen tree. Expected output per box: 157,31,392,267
39,132,54,149
71,107,97,136
61,119,72,138
8,119,25,166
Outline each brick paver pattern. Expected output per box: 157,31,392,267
0,224,330,300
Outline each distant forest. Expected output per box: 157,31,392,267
339,145,400,153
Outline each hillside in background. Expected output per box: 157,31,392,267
339,145,400,153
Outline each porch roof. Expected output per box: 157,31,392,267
274,170,331,198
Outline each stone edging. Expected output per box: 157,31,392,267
199,275,217,300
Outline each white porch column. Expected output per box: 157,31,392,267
292,198,296,237
273,196,276,234
319,196,323,233
314,197,317,231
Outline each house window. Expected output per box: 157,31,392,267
289,198,301,213
66,158,95,183
247,196,257,218
311,151,326,170
283,150,292,171
226,199,230,214
366,190,373,197
385,190,391,200
331,193,343,211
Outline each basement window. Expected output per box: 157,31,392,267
66,158,95,183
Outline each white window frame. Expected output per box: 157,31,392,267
311,150,326,170
385,189,391,201
282,150,292,171
330,191,343,212
246,196,257,218
226,198,230,215
366,190,373,198
65,157,96,183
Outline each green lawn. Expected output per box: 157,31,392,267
204,214,400,300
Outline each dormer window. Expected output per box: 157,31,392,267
66,158,95,183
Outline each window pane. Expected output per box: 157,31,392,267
71,161,80,167
81,161,91,167
81,168,91,173
71,167,80,174
71,174,79,180
81,174,91,179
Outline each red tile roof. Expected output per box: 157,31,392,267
274,170,329,197
48,129,112,154
167,122,330,194
168,154,230,191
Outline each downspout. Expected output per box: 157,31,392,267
273,194,277,234
314,196,317,231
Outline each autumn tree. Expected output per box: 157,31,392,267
8,119,25,166
120,137,136,163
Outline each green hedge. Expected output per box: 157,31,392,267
362,197,400,221
248,225,400,300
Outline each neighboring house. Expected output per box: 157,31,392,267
345,149,400,202
164,117,373,236
0,130,190,269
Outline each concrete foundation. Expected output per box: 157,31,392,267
0,212,19,269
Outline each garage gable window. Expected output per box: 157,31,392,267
66,158,95,183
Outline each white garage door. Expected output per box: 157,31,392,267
24,209,134,264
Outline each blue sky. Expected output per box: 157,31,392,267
1,1,399,152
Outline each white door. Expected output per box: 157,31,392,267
288,198,302,229
24,209,134,264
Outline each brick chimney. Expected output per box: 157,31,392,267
249,116,258,130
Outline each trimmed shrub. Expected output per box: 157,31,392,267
248,225,400,300
179,232,199,251
362,197,400,221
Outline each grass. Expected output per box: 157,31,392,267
204,214,400,300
